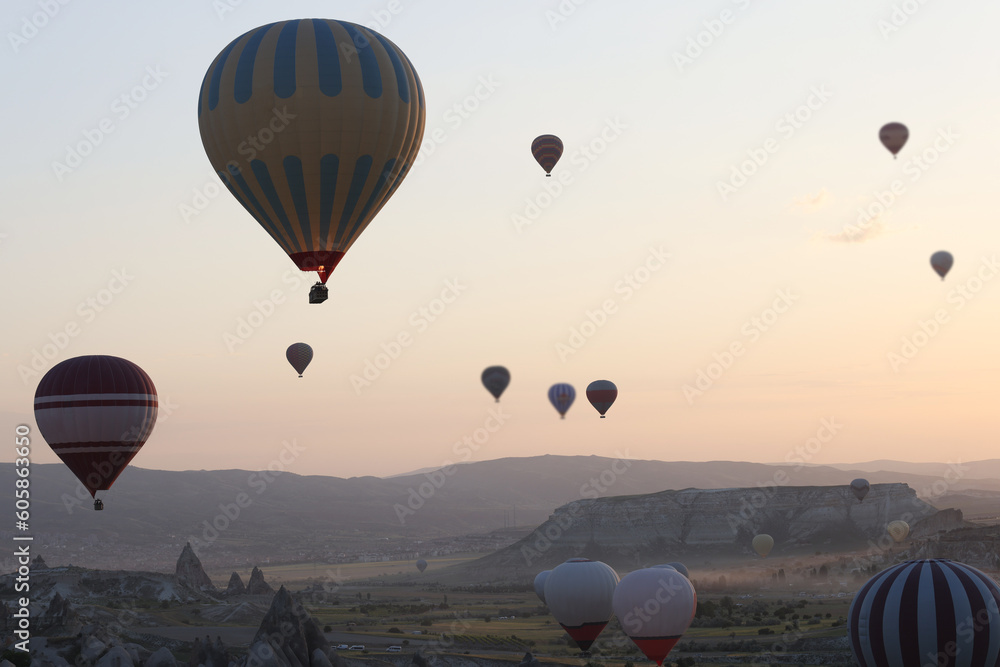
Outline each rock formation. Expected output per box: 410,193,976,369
245,586,330,667
188,635,229,667
38,592,80,635
246,566,274,595
478,483,967,573
174,543,215,591
226,571,247,596
95,645,133,667
33,554,49,569
144,647,178,667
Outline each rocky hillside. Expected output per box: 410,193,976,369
466,483,967,577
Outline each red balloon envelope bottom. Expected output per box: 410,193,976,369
56,445,144,496
560,621,609,651
289,250,346,283
630,636,682,665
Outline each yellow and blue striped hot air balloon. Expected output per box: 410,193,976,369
198,19,426,299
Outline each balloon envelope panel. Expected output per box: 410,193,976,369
198,19,426,283
612,567,696,665
849,559,1000,667
544,558,620,650
531,134,563,174
286,342,313,375
34,355,157,497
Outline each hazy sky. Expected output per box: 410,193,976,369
3,0,999,478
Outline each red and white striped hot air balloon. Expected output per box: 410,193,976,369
544,558,620,652
33,355,157,510
612,567,697,665
586,380,618,418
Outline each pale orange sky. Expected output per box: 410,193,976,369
4,0,1000,477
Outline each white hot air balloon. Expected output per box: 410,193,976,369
544,558,620,651
533,570,551,603
612,567,697,665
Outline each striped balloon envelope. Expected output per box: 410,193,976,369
198,19,426,285
531,134,563,176
548,383,576,418
285,342,313,377
849,559,1000,667
586,380,618,418
33,356,157,499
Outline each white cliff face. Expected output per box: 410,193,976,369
491,483,965,571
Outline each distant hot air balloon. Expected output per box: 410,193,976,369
544,558,620,652
531,135,563,177
548,383,576,419
930,251,953,280
849,559,1000,667
416,559,428,573
33,355,158,511
879,122,908,158
752,534,774,558
887,520,909,543
481,366,510,402
850,478,870,503
198,19,426,304
612,567,697,665
533,570,551,603
666,562,689,578
586,380,617,418
286,343,313,377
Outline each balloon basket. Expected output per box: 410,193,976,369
309,283,329,304
94,499,104,511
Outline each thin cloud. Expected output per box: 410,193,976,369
817,217,889,244
793,188,831,212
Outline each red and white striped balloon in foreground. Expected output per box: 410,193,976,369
34,355,157,507
612,567,697,665
544,558,620,651
586,380,618,418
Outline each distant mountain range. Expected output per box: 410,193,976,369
5,455,999,570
